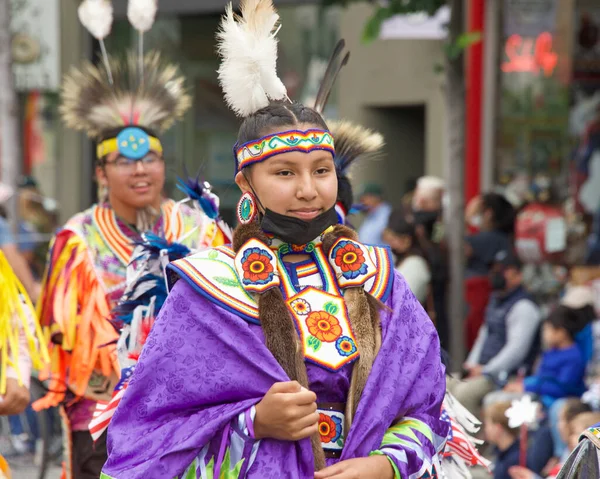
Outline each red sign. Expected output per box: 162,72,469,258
502,32,558,77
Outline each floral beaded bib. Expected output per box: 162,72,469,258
233,234,374,371
168,233,394,372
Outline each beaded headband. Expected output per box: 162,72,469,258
234,129,335,173
96,126,163,160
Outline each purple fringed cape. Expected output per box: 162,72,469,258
102,270,448,479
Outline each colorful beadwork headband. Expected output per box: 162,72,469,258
234,129,335,173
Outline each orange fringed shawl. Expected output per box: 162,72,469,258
33,231,120,409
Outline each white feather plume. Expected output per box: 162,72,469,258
127,0,158,33
217,0,288,117
78,0,114,40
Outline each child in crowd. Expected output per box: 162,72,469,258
484,402,554,479
567,412,600,451
491,305,587,408
508,410,600,479
555,399,591,462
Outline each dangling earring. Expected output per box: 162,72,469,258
237,191,258,224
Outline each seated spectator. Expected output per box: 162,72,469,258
555,399,592,462
484,307,587,413
559,286,596,367
484,401,554,479
465,192,516,349
541,286,596,460
500,305,587,407
450,251,541,418
383,211,431,305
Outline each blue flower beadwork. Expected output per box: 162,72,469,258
331,415,343,443
335,336,357,357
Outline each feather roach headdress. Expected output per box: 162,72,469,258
328,120,385,224
64,0,190,161
61,52,190,139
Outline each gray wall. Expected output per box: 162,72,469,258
338,3,447,203
353,106,425,206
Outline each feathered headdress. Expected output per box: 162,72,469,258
328,120,385,223
328,120,384,176
68,0,189,163
314,39,350,115
61,51,191,139
217,0,288,117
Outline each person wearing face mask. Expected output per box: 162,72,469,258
465,193,516,349
410,176,449,349
31,12,228,477
102,2,449,478
449,251,542,419
411,176,445,242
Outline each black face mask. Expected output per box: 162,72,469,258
412,210,439,228
260,206,339,246
490,271,507,291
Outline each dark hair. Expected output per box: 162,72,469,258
237,101,329,146
388,210,417,238
237,101,340,207
545,304,594,339
562,398,592,423
337,175,353,214
482,193,515,235
387,209,427,264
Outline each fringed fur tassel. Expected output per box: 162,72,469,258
136,205,160,233
322,225,382,429
232,222,326,470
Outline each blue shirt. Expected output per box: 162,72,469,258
0,216,14,246
357,203,392,246
493,426,554,479
524,344,587,400
17,221,38,252
466,230,512,277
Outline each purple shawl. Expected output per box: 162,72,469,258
102,271,447,478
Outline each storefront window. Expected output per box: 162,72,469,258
103,4,341,225
496,0,572,196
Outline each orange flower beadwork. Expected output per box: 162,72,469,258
332,240,367,280
241,248,274,284
306,311,342,342
318,413,337,443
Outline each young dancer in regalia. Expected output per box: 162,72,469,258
33,2,227,477
101,1,448,478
